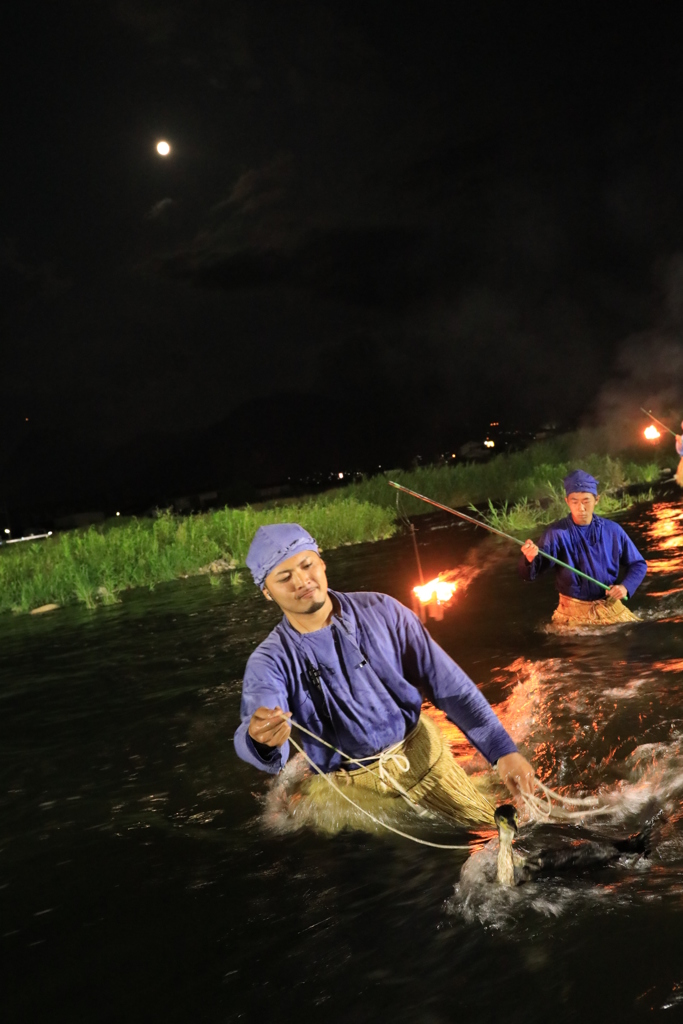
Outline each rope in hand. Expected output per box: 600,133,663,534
518,780,614,822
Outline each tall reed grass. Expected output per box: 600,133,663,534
0,499,396,614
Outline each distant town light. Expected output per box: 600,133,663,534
116,511,121,516
3,528,9,534
489,421,499,426
451,453,456,458
338,472,344,480
484,439,495,448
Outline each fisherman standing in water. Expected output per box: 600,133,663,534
234,523,536,829
519,469,647,627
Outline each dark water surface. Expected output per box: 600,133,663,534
2,500,683,1022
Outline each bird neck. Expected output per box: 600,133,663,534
497,829,516,887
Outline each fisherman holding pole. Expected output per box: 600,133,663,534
235,524,536,831
519,470,647,627
387,475,646,628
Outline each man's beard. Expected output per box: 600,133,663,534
300,597,327,615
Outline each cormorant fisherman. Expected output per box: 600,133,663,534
518,469,647,627
235,523,536,829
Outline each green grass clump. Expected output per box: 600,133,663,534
0,499,396,614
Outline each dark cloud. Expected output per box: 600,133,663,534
144,198,177,221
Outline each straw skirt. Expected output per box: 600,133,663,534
552,592,639,627
296,713,496,830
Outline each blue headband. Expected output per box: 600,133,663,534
563,469,598,497
246,523,319,588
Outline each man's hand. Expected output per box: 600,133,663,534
521,539,539,563
605,584,628,602
248,706,292,748
497,752,536,798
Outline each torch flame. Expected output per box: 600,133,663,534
644,425,661,440
413,576,457,605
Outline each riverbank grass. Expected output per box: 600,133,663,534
0,499,396,614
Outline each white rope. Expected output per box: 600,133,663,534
520,780,614,822
287,716,431,815
286,731,473,850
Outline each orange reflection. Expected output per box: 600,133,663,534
652,660,683,673
644,503,683,578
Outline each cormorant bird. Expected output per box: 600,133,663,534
494,804,651,887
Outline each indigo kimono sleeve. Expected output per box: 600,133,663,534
619,531,647,597
234,652,290,774
398,608,517,764
517,526,556,582
676,436,683,457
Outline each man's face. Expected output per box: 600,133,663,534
565,491,599,525
263,550,329,616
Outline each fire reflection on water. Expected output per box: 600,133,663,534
644,502,683,589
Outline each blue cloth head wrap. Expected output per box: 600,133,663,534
563,469,598,497
246,523,319,588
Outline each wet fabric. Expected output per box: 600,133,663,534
234,590,517,774
552,592,640,627
563,469,598,496
518,514,647,600
297,713,496,829
246,523,318,588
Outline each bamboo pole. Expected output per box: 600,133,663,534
388,481,613,593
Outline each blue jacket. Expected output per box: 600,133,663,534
518,514,647,600
234,590,517,774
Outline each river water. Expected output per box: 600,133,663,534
2,496,683,1022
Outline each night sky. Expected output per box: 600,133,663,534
4,3,683,514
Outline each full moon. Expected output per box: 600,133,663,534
156,140,171,156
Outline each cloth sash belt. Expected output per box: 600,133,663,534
299,713,495,828
552,592,639,626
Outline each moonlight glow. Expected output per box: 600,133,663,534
156,140,171,156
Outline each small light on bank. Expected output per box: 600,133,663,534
484,439,495,448
338,472,344,480
4,529,10,534
116,511,121,516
